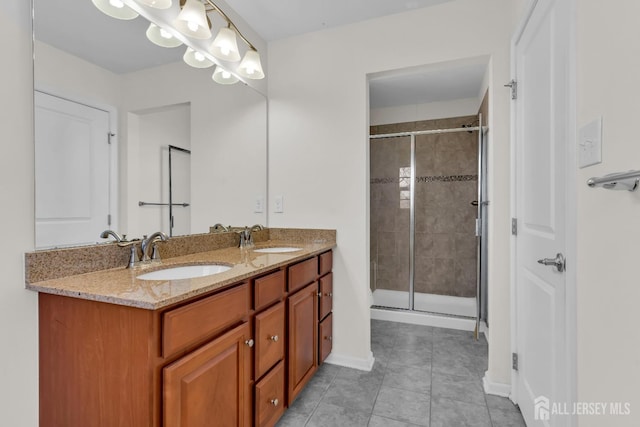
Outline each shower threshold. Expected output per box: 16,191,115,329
372,289,476,317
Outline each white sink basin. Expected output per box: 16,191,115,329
254,247,302,253
137,264,231,281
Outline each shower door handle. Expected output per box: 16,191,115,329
537,253,566,273
471,200,479,206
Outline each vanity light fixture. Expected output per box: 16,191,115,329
183,47,214,68
174,0,212,40
91,0,139,20
212,65,239,84
92,0,265,82
146,23,183,48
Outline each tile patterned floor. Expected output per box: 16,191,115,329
276,319,526,427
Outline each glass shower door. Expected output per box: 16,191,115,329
413,131,478,317
370,136,412,310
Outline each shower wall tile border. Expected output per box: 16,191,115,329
371,175,478,185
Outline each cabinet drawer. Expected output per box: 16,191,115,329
162,283,250,357
319,313,333,365
255,301,285,379
255,361,285,427
319,250,333,276
318,272,333,321
254,270,285,311
288,257,318,293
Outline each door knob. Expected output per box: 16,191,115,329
537,253,566,272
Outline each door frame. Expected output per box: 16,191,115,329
509,0,577,422
34,85,119,234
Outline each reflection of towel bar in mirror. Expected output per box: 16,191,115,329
587,170,640,191
138,202,190,207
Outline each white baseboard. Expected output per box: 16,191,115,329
482,373,512,397
324,351,375,372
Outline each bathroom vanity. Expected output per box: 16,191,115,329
27,230,335,427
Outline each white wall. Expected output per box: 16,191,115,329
0,1,38,426
576,1,640,425
121,62,268,235
370,97,481,125
268,0,521,378
133,104,191,236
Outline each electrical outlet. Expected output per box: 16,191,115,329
254,197,264,213
274,196,284,213
578,117,602,168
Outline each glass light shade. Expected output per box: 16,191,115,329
237,49,265,79
174,0,212,40
146,23,182,48
183,47,214,68
138,0,172,9
209,27,241,62
212,66,239,85
91,0,139,20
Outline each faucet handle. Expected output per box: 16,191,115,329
151,243,162,262
126,246,139,269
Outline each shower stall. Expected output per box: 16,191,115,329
370,114,488,330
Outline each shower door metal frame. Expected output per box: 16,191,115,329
370,114,488,317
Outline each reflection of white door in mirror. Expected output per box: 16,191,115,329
35,91,114,249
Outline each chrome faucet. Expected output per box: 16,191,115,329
250,224,264,232
100,229,124,242
212,223,231,232
238,227,254,249
141,231,169,262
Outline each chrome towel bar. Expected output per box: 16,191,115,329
587,170,640,191
138,201,190,207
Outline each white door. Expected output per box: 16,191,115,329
35,92,112,248
513,0,572,425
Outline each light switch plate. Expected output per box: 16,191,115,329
578,117,602,168
254,197,264,213
274,196,284,213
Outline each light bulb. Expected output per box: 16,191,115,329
183,47,213,68
222,70,230,78
194,51,205,62
160,28,172,39
221,46,230,56
187,20,199,32
109,0,124,8
209,27,241,62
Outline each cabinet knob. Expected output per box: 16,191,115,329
270,398,279,407
245,339,254,348
325,336,332,341
326,292,333,297
317,292,322,298
270,335,279,342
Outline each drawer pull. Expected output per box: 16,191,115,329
324,336,332,341
326,292,333,297
245,339,255,348
270,398,279,407
270,335,279,342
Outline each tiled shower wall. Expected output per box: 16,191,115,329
370,116,478,298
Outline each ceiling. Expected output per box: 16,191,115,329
224,0,456,41
369,61,488,109
34,0,184,74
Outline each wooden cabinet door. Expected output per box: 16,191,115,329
164,322,252,427
287,282,318,404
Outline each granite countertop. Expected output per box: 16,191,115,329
26,240,334,310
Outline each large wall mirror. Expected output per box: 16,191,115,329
33,0,267,249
